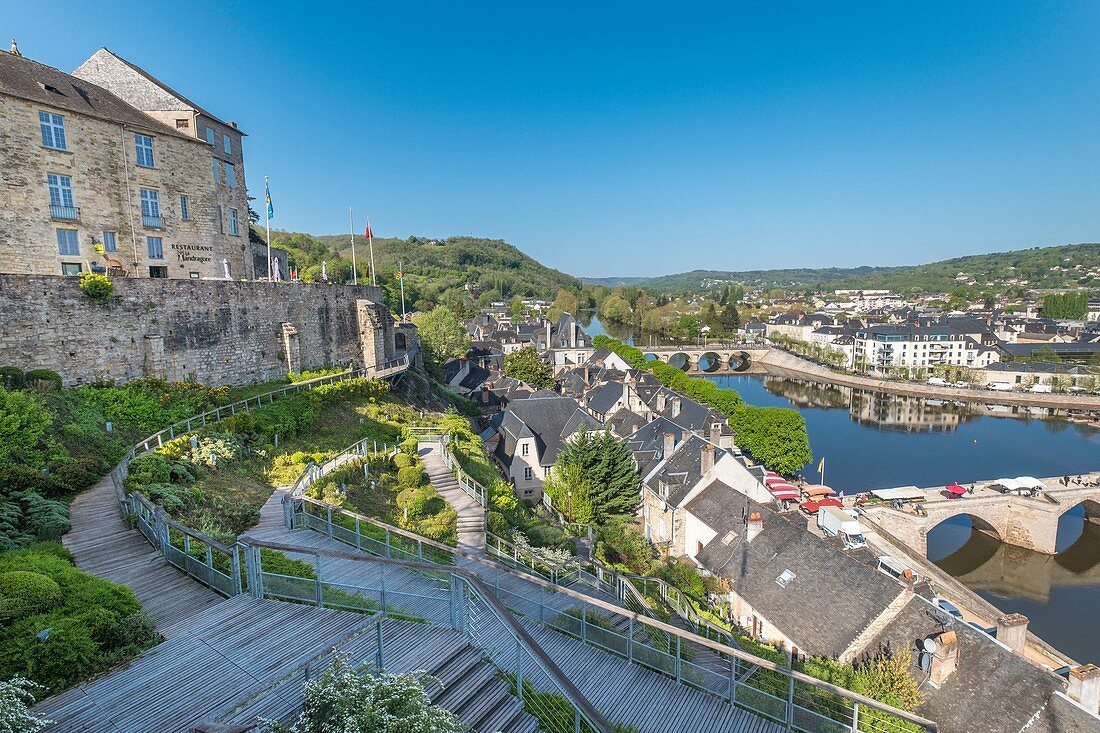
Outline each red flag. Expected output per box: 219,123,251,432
364,220,373,239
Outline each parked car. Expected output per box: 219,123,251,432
988,382,1014,391
876,556,920,584
927,377,950,387
1028,384,1053,393
954,381,971,388
936,598,964,620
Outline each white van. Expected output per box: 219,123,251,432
876,556,920,584
927,377,950,387
1028,384,1053,394
988,382,1013,392
818,507,867,549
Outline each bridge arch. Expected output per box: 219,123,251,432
925,512,1003,560
697,351,722,373
1055,497,1100,554
729,351,752,372
643,352,661,363
667,353,691,371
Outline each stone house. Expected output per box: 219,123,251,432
0,47,230,279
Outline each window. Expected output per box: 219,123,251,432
147,236,164,260
205,126,215,145
225,163,236,187
775,569,796,588
47,173,77,218
180,195,190,221
140,189,161,227
544,466,551,477
521,442,529,456
39,111,67,150
229,208,239,235
134,134,154,167
56,229,79,255
102,231,117,252
223,134,232,154
61,262,82,276
175,118,189,130
524,467,533,481
149,266,168,278
211,160,219,183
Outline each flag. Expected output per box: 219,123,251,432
395,270,403,281
364,219,373,239
265,180,274,220
817,457,825,474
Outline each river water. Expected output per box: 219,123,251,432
580,314,1100,662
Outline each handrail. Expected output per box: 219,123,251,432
239,534,616,733
243,534,937,732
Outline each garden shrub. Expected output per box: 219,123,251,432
78,272,114,301
23,369,63,393
397,465,425,489
0,388,53,473
0,492,70,550
0,366,24,391
487,510,508,537
656,558,708,601
400,436,419,456
392,452,414,469
0,571,62,615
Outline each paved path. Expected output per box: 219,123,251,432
61,471,223,632
420,441,486,554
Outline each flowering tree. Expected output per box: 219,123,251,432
262,656,464,733
0,677,52,733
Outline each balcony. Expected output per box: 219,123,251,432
142,214,163,229
50,205,80,221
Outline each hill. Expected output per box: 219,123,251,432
583,242,1100,294
266,230,580,314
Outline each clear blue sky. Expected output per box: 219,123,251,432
7,1,1100,277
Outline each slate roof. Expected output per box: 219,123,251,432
644,434,725,506
866,596,1080,733
1001,342,1100,358
696,498,904,659
0,49,192,141
586,382,624,416
625,416,690,475
987,361,1092,375
649,387,729,435
493,396,600,469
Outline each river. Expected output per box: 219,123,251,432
582,313,1100,661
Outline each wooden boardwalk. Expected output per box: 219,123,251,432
62,472,223,631
421,442,486,553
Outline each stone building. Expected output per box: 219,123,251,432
0,45,236,279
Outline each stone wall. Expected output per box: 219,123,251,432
0,274,394,386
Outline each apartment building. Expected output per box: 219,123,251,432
853,324,1000,371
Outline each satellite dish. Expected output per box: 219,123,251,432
918,652,932,672
920,637,938,654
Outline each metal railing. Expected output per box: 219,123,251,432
142,214,163,228
50,204,80,220
239,537,616,733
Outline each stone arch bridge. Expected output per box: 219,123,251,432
864,482,1100,556
640,345,774,374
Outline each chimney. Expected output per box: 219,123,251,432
901,569,916,597
481,384,490,404
746,512,763,542
663,432,676,459
582,365,590,383
700,444,715,474
671,397,682,417
571,320,578,347
657,392,668,412
9,39,20,56
545,320,552,348
996,613,1028,655
1068,664,1100,714
709,422,721,444
928,630,959,687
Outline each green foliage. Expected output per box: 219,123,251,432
543,462,595,524
547,289,580,320
0,388,54,472
729,406,813,475
400,436,419,456
0,366,25,391
78,273,114,301
595,519,654,575
0,571,62,616
655,560,707,602
287,366,348,383
22,370,62,393
392,452,414,469
397,465,426,489
503,345,555,388
1040,291,1089,319
262,655,465,733
412,306,471,368
486,510,508,537
0,543,158,696
0,677,52,732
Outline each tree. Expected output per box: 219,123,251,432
263,656,464,733
718,303,741,332
412,306,470,369
675,314,699,340
554,429,639,523
543,462,594,523
729,406,812,475
547,289,580,320
509,296,524,318
503,346,554,389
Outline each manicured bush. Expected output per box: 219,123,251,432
400,436,419,456
0,571,62,615
397,465,425,489
0,366,24,391
23,369,63,393
392,452,414,469
78,273,114,301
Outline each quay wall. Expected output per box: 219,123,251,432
0,274,394,386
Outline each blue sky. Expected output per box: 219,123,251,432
7,1,1100,277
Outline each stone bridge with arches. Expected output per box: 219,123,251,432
639,344,775,374
864,478,1100,557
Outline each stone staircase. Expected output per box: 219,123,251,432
420,442,486,553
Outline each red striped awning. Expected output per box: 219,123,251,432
804,484,836,497
764,476,789,486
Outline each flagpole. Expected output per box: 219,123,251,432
399,260,406,321
820,457,825,486
264,176,272,282
349,206,357,285
368,217,377,287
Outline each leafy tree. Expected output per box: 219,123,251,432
718,303,741,332
509,295,525,318
412,306,470,367
503,346,554,388
554,429,639,523
263,656,464,733
548,289,580,320
729,406,812,474
0,389,53,473
675,314,699,339
1041,291,1088,319
543,462,594,524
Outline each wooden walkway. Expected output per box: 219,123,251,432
421,442,486,553
61,472,223,631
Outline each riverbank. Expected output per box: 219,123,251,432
759,348,1100,411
